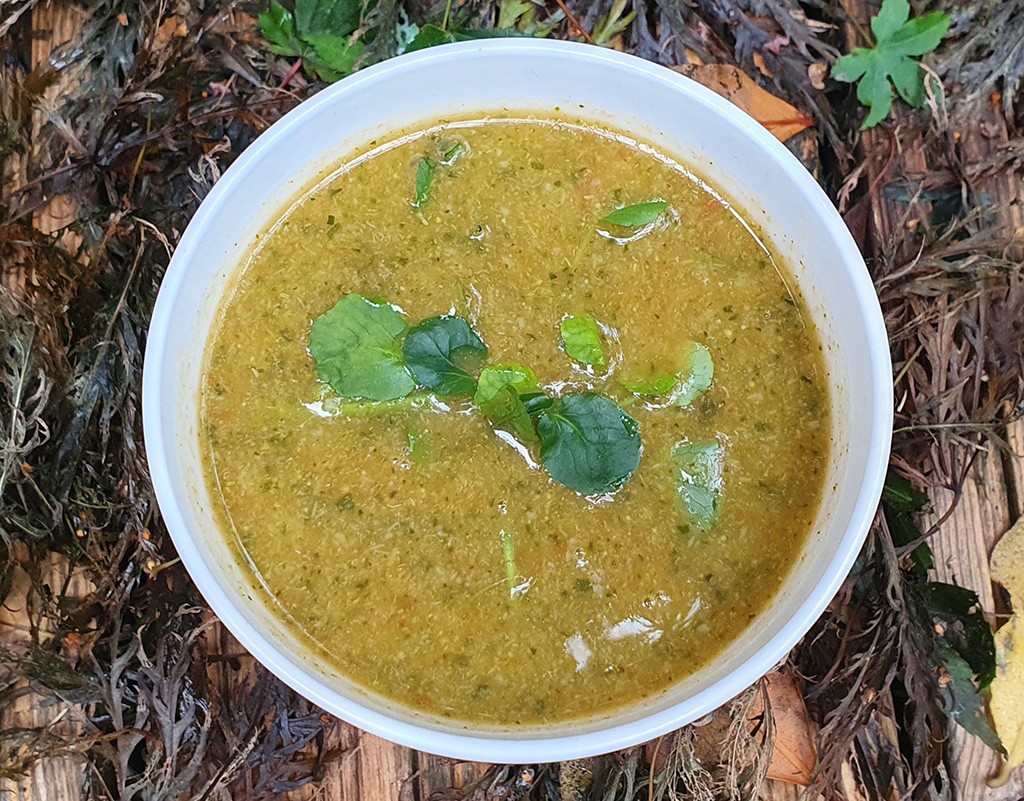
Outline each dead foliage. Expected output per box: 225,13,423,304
1,0,1023,799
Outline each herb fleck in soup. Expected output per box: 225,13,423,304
201,118,830,723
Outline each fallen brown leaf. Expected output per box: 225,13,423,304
753,52,773,79
757,669,818,786
808,62,828,90
672,64,814,143
155,15,187,48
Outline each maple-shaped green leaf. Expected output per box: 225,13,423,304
832,0,950,128
259,0,364,82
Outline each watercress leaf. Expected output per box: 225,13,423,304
403,316,488,395
414,156,435,208
560,314,606,367
440,140,465,165
623,373,677,397
675,342,714,407
295,0,361,39
600,200,668,228
537,393,641,495
521,391,553,417
309,293,415,401
474,364,539,441
482,386,538,442
474,364,538,406
408,429,432,464
672,440,724,531
622,341,713,405
260,0,303,54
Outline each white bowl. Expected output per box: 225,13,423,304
143,39,892,762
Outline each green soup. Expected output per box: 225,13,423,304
201,117,830,724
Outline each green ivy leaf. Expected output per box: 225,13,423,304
560,314,606,368
832,0,950,128
403,316,488,396
308,294,415,401
537,393,641,495
672,440,723,531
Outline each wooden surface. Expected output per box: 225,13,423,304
1,3,1022,799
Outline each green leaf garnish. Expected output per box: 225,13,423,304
600,200,668,228
403,316,488,396
671,440,723,531
308,293,415,401
675,342,714,407
414,156,435,208
560,314,606,368
624,342,714,407
831,0,951,129
408,429,432,464
259,0,365,82
440,140,465,165
521,391,553,418
537,393,641,495
622,373,677,397
474,364,540,441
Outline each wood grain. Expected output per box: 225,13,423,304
3,3,1023,800
0,4,88,800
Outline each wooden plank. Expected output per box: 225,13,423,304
417,752,456,799
0,549,90,800
29,1,85,245
321,724,416,801
925,449,1020,800
0,4,89,801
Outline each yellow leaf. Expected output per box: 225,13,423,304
671,64,814,143
988,614,1024,788
988,515,1024,787
992,515,1024,603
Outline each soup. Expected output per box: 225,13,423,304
201,117,829,724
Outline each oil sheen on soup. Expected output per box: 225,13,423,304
202,117,830,724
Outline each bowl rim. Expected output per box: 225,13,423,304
142,37,893,762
